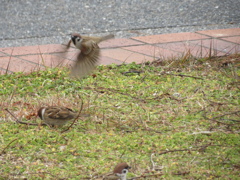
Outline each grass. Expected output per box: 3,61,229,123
0,53,240,179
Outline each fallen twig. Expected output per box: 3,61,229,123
203,110,240,125
156,144,237,156
84,86,148,103
160,72,204,80
122,70,143,76
0,138,18,155
84,86,181,103
61,98,84,133
5,108,40,126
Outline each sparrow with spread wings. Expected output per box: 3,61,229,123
64,33,114,78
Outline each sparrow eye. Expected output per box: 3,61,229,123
77,37,81,42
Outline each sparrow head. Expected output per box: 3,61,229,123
71,33,82,49
113,162,131,179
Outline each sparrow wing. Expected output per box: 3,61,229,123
46,107,76,120
70,40,100,78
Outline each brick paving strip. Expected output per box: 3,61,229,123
0,28,239,74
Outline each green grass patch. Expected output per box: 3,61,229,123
0,54,240,179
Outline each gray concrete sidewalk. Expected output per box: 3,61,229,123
0,0,240,48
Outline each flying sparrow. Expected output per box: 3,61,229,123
37,106,78,126
103,162,131,180
65,33,114,78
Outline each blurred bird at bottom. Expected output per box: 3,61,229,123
103,162,131,180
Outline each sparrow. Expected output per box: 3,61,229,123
103,162,131,180
37,106,78,126
65,33,114,78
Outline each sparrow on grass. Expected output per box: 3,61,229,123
65,33,114,78
37,106,78,126
104,162,131,180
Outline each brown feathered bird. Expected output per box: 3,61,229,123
65,33,114,78
37,106,78,126
103,162,131,180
